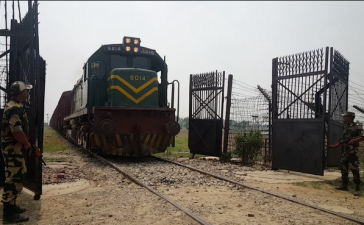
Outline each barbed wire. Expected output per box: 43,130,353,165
227,79,271,156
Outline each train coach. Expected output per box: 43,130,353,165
49,91,72,135
50,36,180,156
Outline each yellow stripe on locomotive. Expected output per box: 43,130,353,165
107,68,159,107
91,133,174,155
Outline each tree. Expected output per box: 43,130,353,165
183,117,189,129
178,117,189,129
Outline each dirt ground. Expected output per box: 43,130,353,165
3,143,363,225
243,171,364,217
6,149,198,225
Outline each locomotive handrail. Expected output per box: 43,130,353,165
168,80,180,122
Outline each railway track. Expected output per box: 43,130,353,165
70,141,364,225
154,156,364,224
89,151,210,225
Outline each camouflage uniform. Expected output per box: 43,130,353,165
339,121,362,188
1,100,29,205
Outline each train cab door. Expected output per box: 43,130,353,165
82,63,88,107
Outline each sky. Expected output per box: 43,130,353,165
1,1,364,122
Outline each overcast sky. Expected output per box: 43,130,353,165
1,1,364,121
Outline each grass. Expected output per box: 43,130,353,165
153,129,207,158
292,172,364,195
166,136,189,152
43,157,68,163
293,181,327,190
43,127,203,159
43,126,69,153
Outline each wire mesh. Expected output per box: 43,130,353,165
226,80,271,165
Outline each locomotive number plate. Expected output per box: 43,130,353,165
130,75,146,81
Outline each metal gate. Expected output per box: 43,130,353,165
0,1,45,199
188,71,225,157
272,47,349,175
327,49,349,167
272,48,329,176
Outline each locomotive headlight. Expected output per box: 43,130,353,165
99,119,115,135
166,121,181,136
133,39,139,45
133,47,139,53
125,46,131,52
125,38,131,44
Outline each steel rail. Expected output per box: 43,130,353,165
64,136,363,225
77,146,211,225
153,156,364,225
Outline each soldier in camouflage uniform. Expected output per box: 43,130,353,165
1,81,33,223
330,112,362,196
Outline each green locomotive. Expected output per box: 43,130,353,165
53,36,180,156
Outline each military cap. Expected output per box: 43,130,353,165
10,81,33,95
342,111,355,117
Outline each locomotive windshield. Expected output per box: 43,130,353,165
110,55,150,70
133,56,150,70
111,55,127,68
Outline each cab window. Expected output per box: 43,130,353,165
111,55,127,69
133,57,150,70
83,63,88,81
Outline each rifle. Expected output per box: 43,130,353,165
329,136,361,148
28,144,46,166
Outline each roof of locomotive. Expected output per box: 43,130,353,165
88,43,165,66
84,43,166,75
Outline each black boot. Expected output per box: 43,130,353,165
3,203,29,224
336,177,349,191
336,185,348,191
13,204,26,214
14,199,26,213
354,184,361,196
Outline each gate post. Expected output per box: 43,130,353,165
223,74,233,153
257,85,272,162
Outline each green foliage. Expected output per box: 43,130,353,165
179,117,189,129
234,130,264,165
181,117,190,130
220,152,232,162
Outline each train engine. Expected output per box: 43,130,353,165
53,36,180,156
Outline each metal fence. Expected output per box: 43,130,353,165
225,79,272,165
189,71,225,157
0,0,45,197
